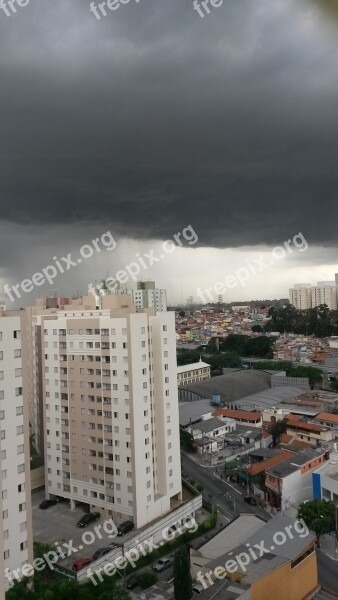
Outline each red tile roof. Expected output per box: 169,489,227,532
247,451,292,476
213,409,262,422
316,412,338,424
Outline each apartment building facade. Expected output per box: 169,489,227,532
132,281,167,312
0,311,33,594
42,294,181,529
289,275,338,310
177,360,211,386
289,284,312,310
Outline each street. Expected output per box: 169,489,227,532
317,550,338,594
181,453,269,522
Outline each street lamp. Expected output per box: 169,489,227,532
110,540,127,588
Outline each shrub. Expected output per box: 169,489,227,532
138,570,158,589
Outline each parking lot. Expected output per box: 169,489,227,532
32,490,129,569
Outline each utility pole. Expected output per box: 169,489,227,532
110,541,126,588
335,504,338,559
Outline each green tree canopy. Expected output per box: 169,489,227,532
297,499,336,546
173,546,193,600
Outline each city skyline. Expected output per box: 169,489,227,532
1,0,338,304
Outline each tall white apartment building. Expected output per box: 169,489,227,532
42,294,181,529
0,311,33,594
91,280,167,312
289,276,338,310
312,282,338,310
289,284,312,310
132,281,167,312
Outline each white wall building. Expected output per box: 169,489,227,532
42,293,181,529
177,360,211,386
0,312,33,594
289,276,338,310
289,284,312,310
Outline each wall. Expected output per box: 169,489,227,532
251,547,317,600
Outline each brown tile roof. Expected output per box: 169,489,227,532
247,450,292,476
316,412,338,424
213,408,262,421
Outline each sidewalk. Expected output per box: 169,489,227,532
319,533,338,561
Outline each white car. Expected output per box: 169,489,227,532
152,557,172,572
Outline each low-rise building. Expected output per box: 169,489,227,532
312,451,338,502
214,408,262,428
265,449,327,511
177,359,211,386
186,416,235,440
285,415,335,445
191,513,318,600
313,412,338,439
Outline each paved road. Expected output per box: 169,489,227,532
181,453,269,522
317,550,338,594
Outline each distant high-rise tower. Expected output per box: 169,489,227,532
133,281,167,312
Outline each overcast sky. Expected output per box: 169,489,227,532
1,0,338,306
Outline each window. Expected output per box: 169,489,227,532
4,550,10,559
16,406,23,416
19,502,26,512
14,349,21,358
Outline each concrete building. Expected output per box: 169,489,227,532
41,293,182,529
265,449,327,511
0,311,33,594
186,416,235,440
191,513,318,600
312,281,338,310
285,415,335,445
177,359,211,386
312,451,338,502
132,281,167,312
313,412,338,439
213,408,263,428
289,275,338,310
289,284,312,310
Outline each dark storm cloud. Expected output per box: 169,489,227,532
1,0,338,250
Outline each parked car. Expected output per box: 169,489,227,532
77,512,100,528
192,583,205,594
72,557,93,572
244,496,257,506
39,498,59,510
92,547,112,561
117,520,134,536
126,575,139,589
152,557,172,572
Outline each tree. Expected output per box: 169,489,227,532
288,366,323,386
173,546,193,600
297,499,336,547
180,429,194,451
269,418,287,445
331,380,338,392
252,324,263,333
178,310,185,318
